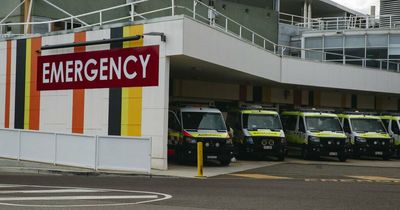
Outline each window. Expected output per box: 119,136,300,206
343,119,351,133
392,121,400,135
324,36,343,48
367,35,388,47
345,35,365,48
281,115,297,131
168,111,181,131
298,117,306,132
382,119,390,130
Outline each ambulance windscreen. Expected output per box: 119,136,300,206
350,119,386,133
243,114,282,131
305,117,343,132
182,112,227,131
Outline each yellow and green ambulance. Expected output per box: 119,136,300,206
338,112,393,160
380,114,400,157
281,109,349,162
168,107,234,166
226,106,286,161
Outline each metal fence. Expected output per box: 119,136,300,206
0,128,152,174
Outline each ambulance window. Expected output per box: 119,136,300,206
343,119,351,133
168,112,181,131
298,117,306,132
392,121,400,135
282,115,297,131
382,119,390,130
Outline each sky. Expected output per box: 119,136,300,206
331,0,380,15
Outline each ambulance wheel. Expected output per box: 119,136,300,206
301,146,310,160
338,153,347,162
276,152,285,161
382,153,391,161
219,157,231,166
176,150,186,164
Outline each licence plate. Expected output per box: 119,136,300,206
263,146,272,150
207,155,218,159
329,152,338,156
375,151,383,155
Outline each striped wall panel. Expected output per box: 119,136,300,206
2,24,148,137
0,41,6,128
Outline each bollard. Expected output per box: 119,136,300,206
197,141,204,177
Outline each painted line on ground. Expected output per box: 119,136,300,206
347,176,400,181
0,183,172,208
229,173,292,180
0,189,106,194
0,195,158,201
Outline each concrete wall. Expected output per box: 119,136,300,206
182,17,282,83
281,57,400,94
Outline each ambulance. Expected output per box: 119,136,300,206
168,106,234,165
338,112,393,160
281,109,349,161
379,114,400,157
226,105,286,160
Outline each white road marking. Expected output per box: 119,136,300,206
0,189,105,194
0,184,25,188
0,183,173,208
0,195,159,201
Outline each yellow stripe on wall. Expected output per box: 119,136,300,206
121,25,143,136
24,39,31,129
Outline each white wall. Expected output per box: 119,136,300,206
182,18,282,83
40,34,74,133
281,57,400,94
143,23,170,170
84,29,110,136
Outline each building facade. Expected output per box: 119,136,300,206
0,0,399,170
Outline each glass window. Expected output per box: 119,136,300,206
281,115,297,131
182,112,227,131
367,35,388,47
350,119,386,133
382,119,390,130
305,37,322,49
305,117,343,132
389,34,400,45
168,112,181,131
343,119,351,133
324,36,343,48
299,117,306,132
306,51,322,61
393,121,400,135
242,114,282,131
345,35,365,48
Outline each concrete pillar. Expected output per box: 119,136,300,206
308,2,312,28
274,0,281,12
303,1,308,26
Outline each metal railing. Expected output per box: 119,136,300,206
1,0,399,73
280,12,400,31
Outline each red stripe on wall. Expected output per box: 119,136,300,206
4,41,11,128
29,37,42,130
72,32,86,133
